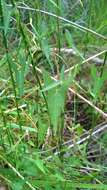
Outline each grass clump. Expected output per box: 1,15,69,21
0,0,107,189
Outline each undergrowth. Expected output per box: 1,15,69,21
0,0,107,189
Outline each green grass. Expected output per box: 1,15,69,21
0,0,107,189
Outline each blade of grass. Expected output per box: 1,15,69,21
0,0,22,131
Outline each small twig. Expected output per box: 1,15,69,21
63,49,107,75
79,166,100,172
4,104,27,114
83,50,107,64
68,88,107,119
6,4,107,40
54,50,107,118
46,122,107,160
33,62,107,119
52,48,107,66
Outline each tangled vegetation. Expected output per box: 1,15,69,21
0,0,107,189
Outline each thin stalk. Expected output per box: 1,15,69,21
0,105,7,149
55,0,63,157
73,94,77,124
100,52,107,78
34,0,41,29
56,0,61,55
99,52,107,111
6,4,107,40
84,0,92,57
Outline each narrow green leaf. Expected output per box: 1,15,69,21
9,123,37,132
43,69,74,133
47,89,65,133
48,0,59,9
1,0,11,34
0,55,7,67
35,159,46,174
12,180,25,190
38,118,48,146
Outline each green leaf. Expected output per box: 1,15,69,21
0,55,7,67
1,0,11,34
65,29,84,59
79,0,84,7
35,159,46,174
47,88,65,133
60,65,65,81
16,49,27,96
28,157,46,174
90,65,106,100
38,118,48,146
54,173,64,181
65,182,107,189
48,0,59,9
10,48,27,96
41,38,53,71
43,70,53,87
9,123,37,132
12,180,25,190
21,158,38,176
65,29,73,47
43,70,74,134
